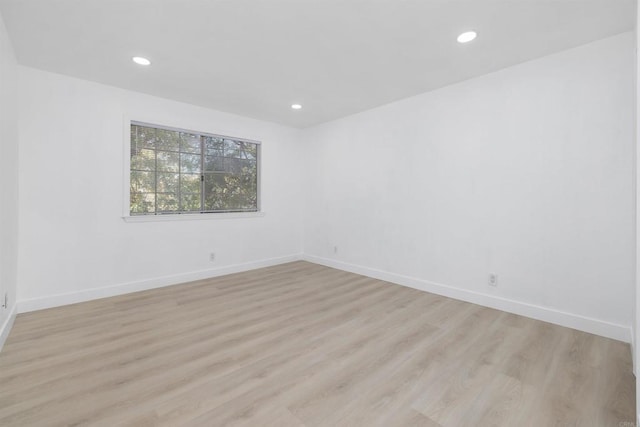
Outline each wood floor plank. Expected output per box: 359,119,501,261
0,261,634,426
0,278,395,423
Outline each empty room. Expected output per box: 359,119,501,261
0,0,639,426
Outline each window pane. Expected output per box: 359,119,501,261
244,159,257,175
155,128,180,151
131,125,157,150
242,142,257,160
180,173,201,194
130,193,155,214
204,173,257,211
157,151,179,172
203,174,226,211
157,173,178,193
226,141,257,160
131,170,155,193
130,126,140,150
157,193,179,212
180,153,201,173
223,139,244,158
180,132,201,153
202,154,257,173
204,155,225,172
130,148,155,171
204,136,224,156
223,158,256,174
180,193,201,212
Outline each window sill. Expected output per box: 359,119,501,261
122,211,265,222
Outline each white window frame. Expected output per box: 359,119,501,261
122,117,264,222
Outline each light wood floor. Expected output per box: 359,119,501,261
0,261,635,426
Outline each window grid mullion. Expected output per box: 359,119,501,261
200,136,205,213
154,130,158,215
178,137,182,212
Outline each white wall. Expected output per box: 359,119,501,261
17,67,304,310
10,29,637,346
0,11,18,344
303,32,636,341
635,0,639,421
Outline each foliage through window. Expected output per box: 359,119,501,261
130,123,259,215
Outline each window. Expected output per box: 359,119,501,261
129,122,259,215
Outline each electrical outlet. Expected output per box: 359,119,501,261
488,273,498,287
209,253,216,262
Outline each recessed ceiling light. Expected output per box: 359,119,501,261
457,31,477,44
132,56,151,66
291,104,302,110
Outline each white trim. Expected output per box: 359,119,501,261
14,253,632,342
131,120,262,145
302,254,631,343
0,304,17,351
123,211,265,222
122,114,131,218
17,254,302,313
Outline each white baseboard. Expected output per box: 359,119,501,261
17,254,303,314
14,252,632,343
302,254,631,343
0,303,17,351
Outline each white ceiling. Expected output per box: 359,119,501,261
0,0,635,128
